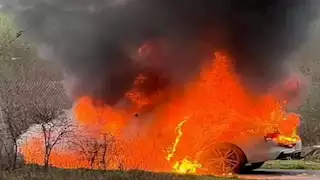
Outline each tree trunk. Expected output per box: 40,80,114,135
101,136,108,170
90,156,96,169
44,148,51,170
11,142,17,170
44,156,49,170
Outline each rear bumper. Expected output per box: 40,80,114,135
275,140,303,160
243,139,302,163
277,151,302,160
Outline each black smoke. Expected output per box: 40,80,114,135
3,0,320,105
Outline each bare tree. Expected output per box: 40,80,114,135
0,81,32,170
0,13,71,172
99,133,111,170
70,135,100,169
0,15,28,170
70,131,115,170
30,107,74,170
0,104,28,170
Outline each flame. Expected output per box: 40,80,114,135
276,131,300,147
165,117,202,174
166,118,188,161
20,138,90,169
125,74,151,109
173,158,202,174
74,97,127,136
21,52,302,175
274,112,301,146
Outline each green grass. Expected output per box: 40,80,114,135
262,160,320,170
0,166,242,180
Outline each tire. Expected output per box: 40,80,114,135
199,143,247,175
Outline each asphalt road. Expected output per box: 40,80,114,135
239,169,320,180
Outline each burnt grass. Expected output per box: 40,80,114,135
0,165,241,180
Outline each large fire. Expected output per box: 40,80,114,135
20,52,301,175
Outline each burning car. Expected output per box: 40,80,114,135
199,115,302,174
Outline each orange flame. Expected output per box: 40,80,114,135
173,158,202,174
21,52,301,174
166,118,188,161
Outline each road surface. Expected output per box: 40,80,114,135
239,169,320,180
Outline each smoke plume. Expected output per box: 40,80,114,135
3,0,320,106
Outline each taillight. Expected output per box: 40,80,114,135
265,131,299,148
264,132,281,141
284,144,295,148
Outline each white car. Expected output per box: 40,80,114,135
199,130,302,174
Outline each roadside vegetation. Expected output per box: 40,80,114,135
263,160,320,170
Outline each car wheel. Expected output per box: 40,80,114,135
199,143,247,174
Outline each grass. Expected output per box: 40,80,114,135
4,160,320,180
262,160,320,170
0,166,242,180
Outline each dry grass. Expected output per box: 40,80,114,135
0,165,242,180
